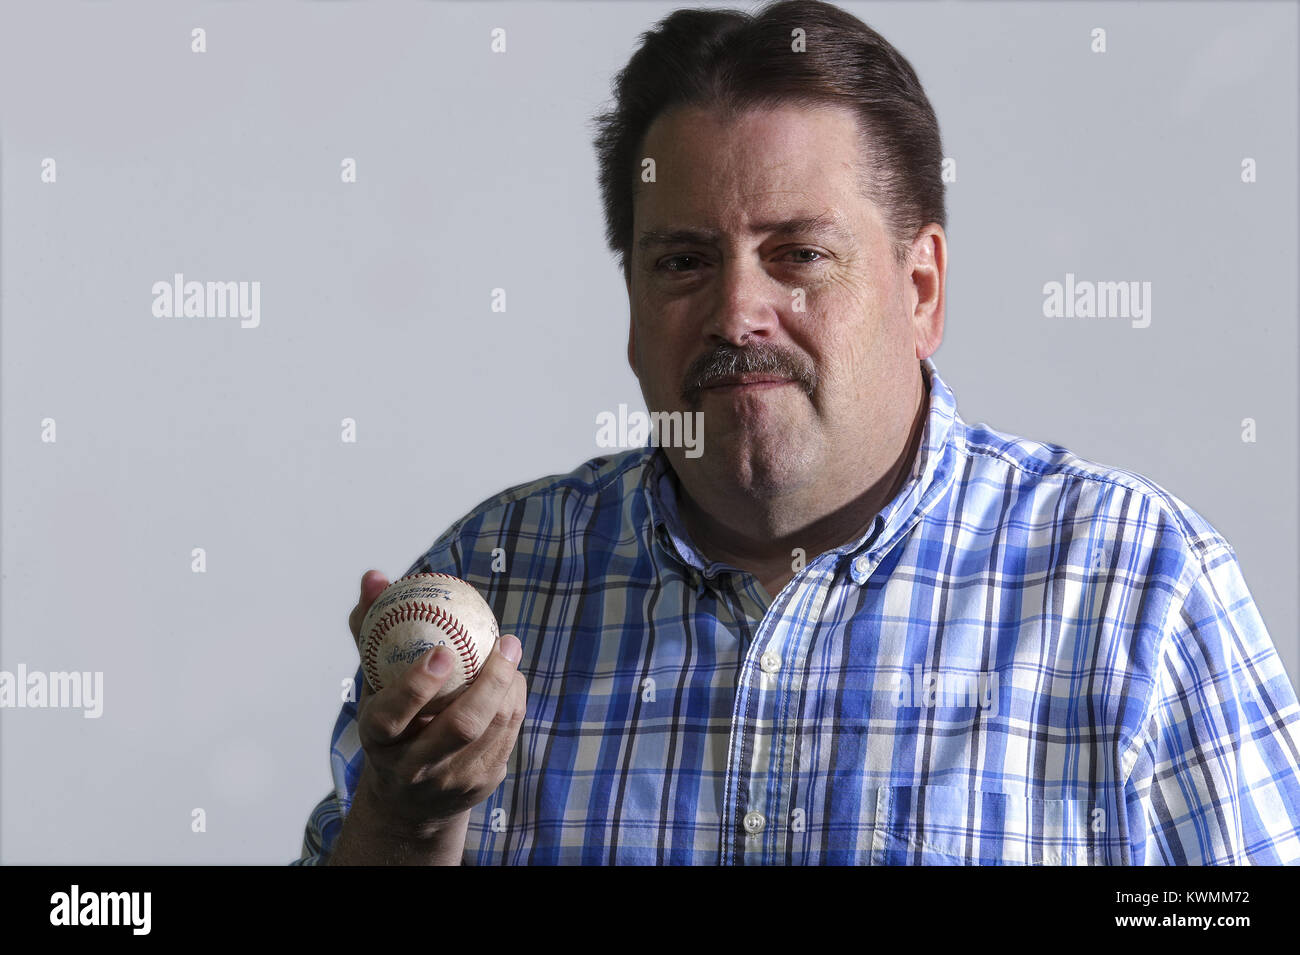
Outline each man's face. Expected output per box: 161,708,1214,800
626,102,937,500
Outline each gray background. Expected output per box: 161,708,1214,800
0,0,1295,863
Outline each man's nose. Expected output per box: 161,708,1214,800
701,256,782,345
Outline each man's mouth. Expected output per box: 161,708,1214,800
700,373,797,391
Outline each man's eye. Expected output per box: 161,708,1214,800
656,250,824,273
659,254,702,272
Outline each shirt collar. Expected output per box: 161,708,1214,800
643,356,961,587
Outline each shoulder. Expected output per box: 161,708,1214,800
406,448,655,575
454,447,651,530
953,415,1232,565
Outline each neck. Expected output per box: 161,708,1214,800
674,368,930,594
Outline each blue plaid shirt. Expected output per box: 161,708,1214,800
295,357,1300,865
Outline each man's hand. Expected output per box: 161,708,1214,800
327,569,527,865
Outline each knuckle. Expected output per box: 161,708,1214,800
389,679,425,712
448,768,493,807
359,689,416,742
437,773,475,807
396,663,443,703
491,702,517,731
439,766,477,801
358,713,397,750
482,656,515,693
445,709,482,746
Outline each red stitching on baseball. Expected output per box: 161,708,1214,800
362,592,480,690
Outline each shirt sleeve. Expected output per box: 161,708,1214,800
290,789,346,865
1126,538,1300,864
290,665,365,865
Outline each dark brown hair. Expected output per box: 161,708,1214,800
591,0,946,279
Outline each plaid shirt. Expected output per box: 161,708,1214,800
295,357,1300,865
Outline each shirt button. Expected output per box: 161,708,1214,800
759,651,781,673
854,555,870,575
742,810,766,834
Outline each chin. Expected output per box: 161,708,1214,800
705,437,818,497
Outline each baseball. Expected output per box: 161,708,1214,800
359,573,500,704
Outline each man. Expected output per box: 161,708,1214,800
295,0,1300,864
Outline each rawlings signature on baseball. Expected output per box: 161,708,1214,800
358,573,500,705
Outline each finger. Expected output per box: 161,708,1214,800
359,645,460,746
349,569,391,646
452,668,528,770
409,635,522,764
350,571,390,714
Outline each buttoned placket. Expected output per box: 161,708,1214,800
650,492,894,865
721,549,859,865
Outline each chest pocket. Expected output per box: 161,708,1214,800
868,785,1097,865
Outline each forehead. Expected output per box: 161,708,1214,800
635,102,876,235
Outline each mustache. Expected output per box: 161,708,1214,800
680,342,818,404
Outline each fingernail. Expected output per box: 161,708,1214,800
501,635,522,664
426,647,453,676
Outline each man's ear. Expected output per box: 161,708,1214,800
626,317,638,377
908,225,946,361
624,267,639,377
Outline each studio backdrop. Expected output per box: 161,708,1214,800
0,0,1295,863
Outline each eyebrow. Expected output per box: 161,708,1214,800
636,214,855,252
